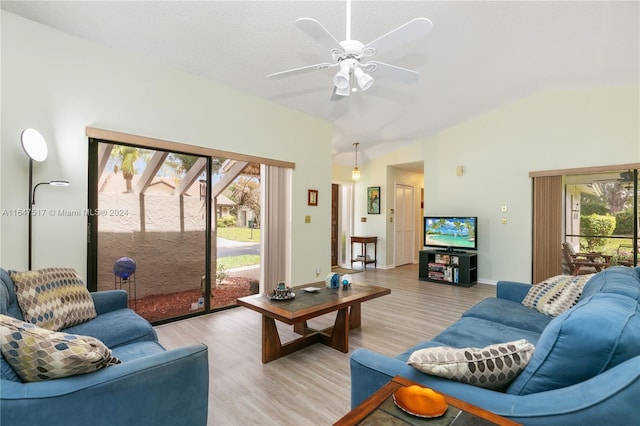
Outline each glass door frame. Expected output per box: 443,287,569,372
87,137,214,323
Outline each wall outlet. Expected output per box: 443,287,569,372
501,205,508,212
305,215,311,223
501,217,508,224
361,217,367,222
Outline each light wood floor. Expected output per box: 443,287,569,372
155,263,496,426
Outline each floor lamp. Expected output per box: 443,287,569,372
20,128,69,270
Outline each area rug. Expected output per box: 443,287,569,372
331,267,361,275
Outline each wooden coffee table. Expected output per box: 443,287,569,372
334,376,521,426
237,283,390,363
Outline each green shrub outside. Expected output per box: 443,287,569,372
217,215,237,228
614,209,635,235
580,214,616,251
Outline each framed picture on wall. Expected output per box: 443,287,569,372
367,186,380,214
308,189,318,206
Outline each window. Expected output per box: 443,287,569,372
564,169,638,269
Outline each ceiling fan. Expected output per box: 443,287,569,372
267,0,433,100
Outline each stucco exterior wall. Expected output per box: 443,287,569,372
97,192,209,298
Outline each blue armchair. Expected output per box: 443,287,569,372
1,268,209,426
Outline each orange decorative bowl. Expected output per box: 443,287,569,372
392,385,448,418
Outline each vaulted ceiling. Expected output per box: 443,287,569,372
2,1,638,166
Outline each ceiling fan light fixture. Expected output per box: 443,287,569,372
333,60,352,89
333,71,350,89
336,84,350,97
354,67,374,91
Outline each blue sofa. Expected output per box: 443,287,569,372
0,268,209,426
350,266,640,425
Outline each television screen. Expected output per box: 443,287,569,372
424,217,477,252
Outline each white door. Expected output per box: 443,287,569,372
394,184,415,266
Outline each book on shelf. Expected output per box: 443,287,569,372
428,271,445,280
428,263,445,272
428,265,459,283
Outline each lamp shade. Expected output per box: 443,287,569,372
352,167,361,181
333,69,350,90
354,67,374,91
335,83,351,97
21,128,48,162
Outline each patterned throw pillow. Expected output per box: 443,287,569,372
0,314,120,382
10,268,97,331
522,274,594,317
408,339,535,390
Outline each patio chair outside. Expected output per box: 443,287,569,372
562,242,611,276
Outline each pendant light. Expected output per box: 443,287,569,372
352,142,361,181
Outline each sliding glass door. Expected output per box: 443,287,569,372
564,169,638,269
88,140,212,323
88,137,264,324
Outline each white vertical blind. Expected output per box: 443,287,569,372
260,165,291,294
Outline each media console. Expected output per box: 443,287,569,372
419,250,477,287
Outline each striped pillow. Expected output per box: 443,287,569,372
522,274,594,317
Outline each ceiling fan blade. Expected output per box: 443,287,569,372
267,62,336,80
362,18,433,57
363,61,421,84
296,18,344,53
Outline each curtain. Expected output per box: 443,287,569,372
260,165,291,294
532,175,563,283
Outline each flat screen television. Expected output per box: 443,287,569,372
424,216,477,252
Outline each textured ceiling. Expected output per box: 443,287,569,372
2,1,638,167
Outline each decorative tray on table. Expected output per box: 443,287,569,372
268,287,295,300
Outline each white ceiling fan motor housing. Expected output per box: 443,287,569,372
333,39,364,61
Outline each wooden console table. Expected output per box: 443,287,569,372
351,236,377,270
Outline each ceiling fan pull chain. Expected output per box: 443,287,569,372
346,0,352,41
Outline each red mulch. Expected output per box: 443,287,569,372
133,277,258,322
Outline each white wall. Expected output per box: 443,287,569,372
0,12,333,285
422,86,639,283
351,142,424,268
342,86,639,283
